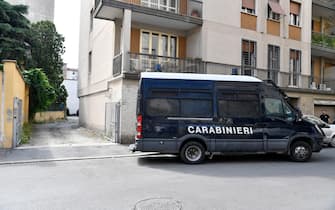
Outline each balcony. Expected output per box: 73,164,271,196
113,56,315,90
113,52,205,76
94,0,203,31
312,32,335,59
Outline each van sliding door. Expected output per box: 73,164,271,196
215,91,264,152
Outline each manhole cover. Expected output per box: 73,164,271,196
134,198,182,210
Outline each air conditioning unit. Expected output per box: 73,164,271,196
310,82,317,89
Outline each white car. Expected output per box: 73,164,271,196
303,115,335,147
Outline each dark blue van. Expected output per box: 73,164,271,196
130,72,324,164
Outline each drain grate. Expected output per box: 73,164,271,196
134,197,182,210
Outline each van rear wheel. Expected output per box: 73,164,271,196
290,141,312,162
180,141,205,164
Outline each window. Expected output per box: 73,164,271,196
264,98,284,117
141,31,177,57
289,49,301,86
241,40,257,76
242,0,255,14
141,0,178,13
146,90,213,118
147,99,179,117
264,98,295,120
181,99,212,118
218,93,260,118
268,0,284,21
290,1,300,26
268,45,280,84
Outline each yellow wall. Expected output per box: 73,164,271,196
0,60,29,149
34,111,65,123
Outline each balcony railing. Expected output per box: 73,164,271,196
312,32,335,50
128,52,205,74
112,57,319,90
205,62,312,89
95,0,203,18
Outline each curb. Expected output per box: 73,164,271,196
0,152,159,166
15,142,119,150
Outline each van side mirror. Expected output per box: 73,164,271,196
320,123,330,128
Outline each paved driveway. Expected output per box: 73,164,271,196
22,117,108,147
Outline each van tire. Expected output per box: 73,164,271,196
180,141,205,164
290,141,312,162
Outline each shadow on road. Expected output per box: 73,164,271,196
137,148,335,179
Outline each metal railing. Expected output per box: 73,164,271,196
312,32,335,50
112,56,320,90
205,62,312,89
95,0,202,18
128,52,205,74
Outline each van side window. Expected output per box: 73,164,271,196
147,99,179,117
218,93,260,118
181,99,212,118
264,98,284,117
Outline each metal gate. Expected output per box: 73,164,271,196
105,102,121,143
13,97,23,147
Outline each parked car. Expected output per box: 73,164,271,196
303,115,335,147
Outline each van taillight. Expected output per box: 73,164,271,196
136,115,143,139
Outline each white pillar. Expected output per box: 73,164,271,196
121,9,132,73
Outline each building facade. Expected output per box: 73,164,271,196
79,0,335,143
6,0,55,23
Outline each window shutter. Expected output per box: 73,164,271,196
242,0,255,10
290,1,300,15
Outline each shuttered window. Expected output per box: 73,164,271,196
241,40,257,76
290,1,300,26
268,45,280,84
289,49,301,86
242,0,255,14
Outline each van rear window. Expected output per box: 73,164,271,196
218,93,260,118
147,99,179,117
181,99,212,117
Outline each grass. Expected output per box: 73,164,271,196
20,123,32,145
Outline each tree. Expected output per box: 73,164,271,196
22,68,56,119
28,21,67,106
0,0,31,66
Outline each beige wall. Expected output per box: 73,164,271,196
34,111,65,123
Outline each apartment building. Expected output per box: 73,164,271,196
79,0,335,143
311,0,335,119
6,0,55,23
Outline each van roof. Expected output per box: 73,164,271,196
141,72,262,83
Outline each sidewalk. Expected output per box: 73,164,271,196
0,117,156,165
0,144,153,165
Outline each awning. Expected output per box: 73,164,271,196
269,1,286,15
314,100,335,106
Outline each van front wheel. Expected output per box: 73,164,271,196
290,141,312,162
180,141,205,164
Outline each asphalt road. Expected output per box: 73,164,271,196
0,148,335,210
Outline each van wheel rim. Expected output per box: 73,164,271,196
185,146,202,162
294,146,309,160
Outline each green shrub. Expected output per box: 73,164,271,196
20,123,32,144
